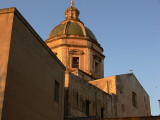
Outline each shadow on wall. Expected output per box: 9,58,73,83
65,72,117,118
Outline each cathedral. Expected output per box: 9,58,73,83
0,1,151,120
45,1,151,119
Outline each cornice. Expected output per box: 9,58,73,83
0,7,16,14
45,36,103,51
50,44,105,58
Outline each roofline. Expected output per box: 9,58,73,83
0,7,16,14
105,73,149,96
69,72,112,98
68,68,97,80
45,34,103,51
0,7,66,70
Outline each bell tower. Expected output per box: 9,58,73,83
45,1,105,79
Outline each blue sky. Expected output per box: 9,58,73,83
1,0,160,116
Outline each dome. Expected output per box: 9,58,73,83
48,21,97,41
47,1,97,42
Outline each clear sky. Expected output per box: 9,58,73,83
1,0,160,116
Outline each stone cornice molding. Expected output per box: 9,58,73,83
50,44,105,58
69,49,84,55
45,36,103,51
93,55,102,62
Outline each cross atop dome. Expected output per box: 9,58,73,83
71,0,74,7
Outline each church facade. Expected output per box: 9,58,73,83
45,1,151,119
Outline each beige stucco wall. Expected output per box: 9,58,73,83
0,8,65,120
0,8,14,119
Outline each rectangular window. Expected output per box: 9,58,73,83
85,100,90,116
54,81,59,103
132,92,136,107
72,57,79,68
76,92,78,108
101,108,104,118
95,62,98,73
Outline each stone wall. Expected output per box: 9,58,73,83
46,37,105,79
64,72,116,118
0,8,14,119
0,8,65,120
89,74,151,118
89,76,117,95
64,116,160,120
115,74,151,117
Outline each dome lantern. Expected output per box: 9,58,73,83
65,0,80,21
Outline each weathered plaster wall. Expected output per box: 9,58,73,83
89,74,151,118
1,8,65,120
64,72,116,119
89,76,117,95
115,74,151,117
0,8,14,119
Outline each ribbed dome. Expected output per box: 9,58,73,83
47,1,97,42
48,21,97,41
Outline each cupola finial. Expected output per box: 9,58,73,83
65,0,80,21
71,0,74,7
